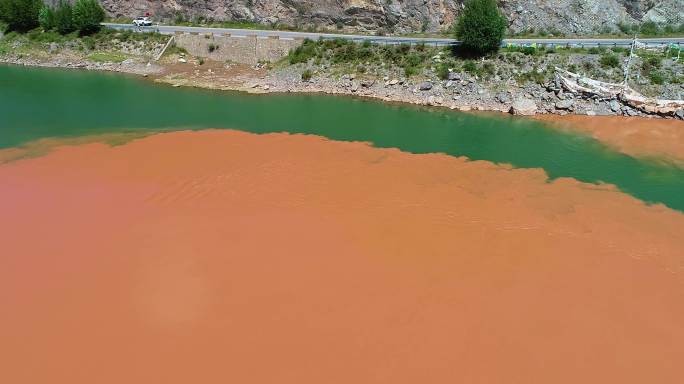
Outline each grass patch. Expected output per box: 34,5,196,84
87,51,128,63
163,44,187,57
599,53,620,68
286,38,441,78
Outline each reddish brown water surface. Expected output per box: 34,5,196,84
1,130,683,383
538,115,684,165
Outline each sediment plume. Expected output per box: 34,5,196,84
1,130,683,384
538,115,684,165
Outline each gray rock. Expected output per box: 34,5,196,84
351,82,359,92
447,71,460,81
609,100,621,113
496,92,510,104
626,108,639,116
555,100,574,110
510,97,538,116
675,109,684,120
419,82,433,91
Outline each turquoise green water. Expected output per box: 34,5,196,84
1,64,683,211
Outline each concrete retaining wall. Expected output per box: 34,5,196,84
174,32,303,65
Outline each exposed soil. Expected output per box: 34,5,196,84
1,130,683,384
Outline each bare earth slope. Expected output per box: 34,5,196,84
96,0,684,34
1,130,683,383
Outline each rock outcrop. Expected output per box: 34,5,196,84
95,0,684,35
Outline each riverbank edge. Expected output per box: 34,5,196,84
5,54,683,120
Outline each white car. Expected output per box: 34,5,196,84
133,17,153,27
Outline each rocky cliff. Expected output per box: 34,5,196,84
98,0,684,35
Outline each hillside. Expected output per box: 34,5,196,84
96,0,684,35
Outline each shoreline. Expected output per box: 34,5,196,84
4,54,682,119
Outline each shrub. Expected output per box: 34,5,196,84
600,54,620,68
403,64,417,77
437,63,450,80
301,69,312,81
462,60,477,74
27,28,63,42
455,0,507,56
639,21,659,36
208,43,218,53
72,0,105,35
0,0,43,32
81,35,95,50
649,71,664,85
618,22,635,35
481,61,495,77
288,38,317,64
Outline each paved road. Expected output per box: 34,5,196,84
104,23,684,48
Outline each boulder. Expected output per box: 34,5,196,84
510,97,538,116
676,109,684,120
555,99,574,110
419,81,433,91
496,92,511,104
447,71,461,81
609,100,621,113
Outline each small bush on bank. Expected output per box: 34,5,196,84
639,21,659,36
288,38,318,64
462,60,477,74
301,69,313,81
436,62,450,80
600,54,620,68
649,71,665,85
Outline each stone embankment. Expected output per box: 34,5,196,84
174,32,302,65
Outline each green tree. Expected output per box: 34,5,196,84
0,0,43,32
72,0,105,35
38,4,56,31
455,0,507,56
54,0,74,34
